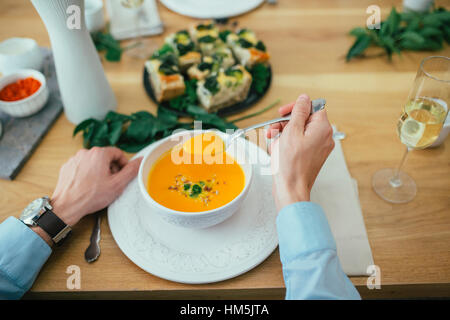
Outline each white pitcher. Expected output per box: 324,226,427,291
31,0,117,124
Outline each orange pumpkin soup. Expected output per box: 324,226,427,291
147,134,245,212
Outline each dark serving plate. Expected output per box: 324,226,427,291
143,65,272,117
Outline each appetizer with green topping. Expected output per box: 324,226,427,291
145,45,185,102
165,30,201,71
226,29,270,68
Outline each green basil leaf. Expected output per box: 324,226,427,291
108,121,123,145
132,111,155,120
105,111,130,123
400,31,425,44
125,118,154,142
381,7,400,36
346,35,371,61
157,106,178,124
420,27,443,38
117,140,152,153
105,48,122,62
421,39,443,51
73,118,98,137
422,13,443,28
91,122,110,147
82,121,100,148
349,27,368,37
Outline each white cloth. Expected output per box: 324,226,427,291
310,127,374,276
106,0,163,40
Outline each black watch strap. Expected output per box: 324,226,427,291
36,209,71,245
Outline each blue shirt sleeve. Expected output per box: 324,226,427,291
277,202,360,300
0,217,52,300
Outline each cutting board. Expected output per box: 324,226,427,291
0,48,63,180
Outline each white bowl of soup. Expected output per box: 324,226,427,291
138,130,253,229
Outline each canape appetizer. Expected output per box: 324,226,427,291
196,65,252,112
145,51,185,102
226,29,270,68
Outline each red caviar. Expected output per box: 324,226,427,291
0,77,41,102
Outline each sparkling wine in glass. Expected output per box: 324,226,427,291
120,0,156,59
372,56,450,203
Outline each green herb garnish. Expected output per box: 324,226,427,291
255,40,266,52
197,24,214,31
190,184,202,197
204,75,220,95
198,35,217,43
177,42,195,56
238,38,253,48
198,62,213,71
219,30,231,42
151,43,175,59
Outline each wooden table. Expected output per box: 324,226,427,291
0,0,449,299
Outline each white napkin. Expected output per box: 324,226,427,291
106,0,164,40
310,127,374,276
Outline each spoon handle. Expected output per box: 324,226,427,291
241,98,326,133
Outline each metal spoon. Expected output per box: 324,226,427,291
84,161,122,263
225,98,326,148
84,211,102,263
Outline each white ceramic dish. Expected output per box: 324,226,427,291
108,136,277,284
0,38,44,74
0,69,49,117
138,130,253,229
160,0,264,19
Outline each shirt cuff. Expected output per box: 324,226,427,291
276,202,336,264
0,217,52,291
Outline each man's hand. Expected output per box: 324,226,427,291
50,147,142,227
267,94,334,211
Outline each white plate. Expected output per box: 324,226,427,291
159,0,264,19
108,135,278,284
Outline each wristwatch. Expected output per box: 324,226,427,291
20,196,72,245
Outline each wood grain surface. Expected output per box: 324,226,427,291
0,0,449,299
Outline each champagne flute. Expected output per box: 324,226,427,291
120,0,156,59
372,56,450,203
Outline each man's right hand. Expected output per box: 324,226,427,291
267,94,335,212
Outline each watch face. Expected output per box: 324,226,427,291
20,198,45,225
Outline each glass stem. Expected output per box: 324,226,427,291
135,9,143,44
390,147,411,188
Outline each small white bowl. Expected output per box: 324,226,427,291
0,38,43,74
0,69,49,117
138,130,253,229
